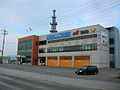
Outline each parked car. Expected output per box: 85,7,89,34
75,66,99,75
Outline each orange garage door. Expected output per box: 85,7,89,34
47,57,58,67
59,56,72,67
74,56,90,68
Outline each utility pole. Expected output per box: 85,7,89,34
0,29,8,63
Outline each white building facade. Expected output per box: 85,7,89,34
38,24,110,68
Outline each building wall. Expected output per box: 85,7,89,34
17,35,39,65
114,28,120,68
106,27,120,68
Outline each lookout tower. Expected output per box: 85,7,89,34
50,9,58,33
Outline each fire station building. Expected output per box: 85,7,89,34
38,24,110,68
17,24,120,68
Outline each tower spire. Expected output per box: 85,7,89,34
50,9,58,33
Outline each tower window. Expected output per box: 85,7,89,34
109,38,114,45
110,48,114,54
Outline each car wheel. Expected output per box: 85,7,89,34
94,72,97,75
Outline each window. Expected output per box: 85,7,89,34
109,38,114,45
39,41,46,45
47,43,97,53
47,57,57,60
60,56,72,60
39,48,46,53
80,30,89,34
110,48,114,54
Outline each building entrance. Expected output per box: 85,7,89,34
39,57,46,66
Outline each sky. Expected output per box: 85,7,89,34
0,0,120,56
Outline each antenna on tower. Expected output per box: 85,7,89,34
50,9,58,33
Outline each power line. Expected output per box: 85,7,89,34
55,0,120,28
28,0,104,28
33,0,120,31
57,0,120,23
29,0,116,29
27,0,94,27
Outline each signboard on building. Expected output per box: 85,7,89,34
47,32,71,40
90,28,96,32
72,30,79,35
72,28,97,36
101,32,108,47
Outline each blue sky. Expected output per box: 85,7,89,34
0,0,120,56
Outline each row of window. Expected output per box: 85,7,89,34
18,50,32,56
39,43,97,53
48,34,97,43
47,56,90,60
18,40,32,50
47,57,58,60
74,56,90,60
60,56,72,60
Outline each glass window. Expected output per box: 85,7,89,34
80,30,89,34
59,47,64,52
47,43,97,53
87,44,91,50
39,48,46,53
109,38,114,45
110,48,114,54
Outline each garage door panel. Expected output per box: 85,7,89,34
74,60,90,68
59,60,72,67
47,60,58,67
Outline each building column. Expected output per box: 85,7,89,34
72,56,74,67
58,56,60,67
46,56,47,66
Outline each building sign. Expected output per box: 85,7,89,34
101,32,108,47
80,30,89,34
47,32,71,40
73,30,79,35
90,28,96,32
16,55,26,58
72,28,96,36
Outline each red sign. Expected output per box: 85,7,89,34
73,30,79,35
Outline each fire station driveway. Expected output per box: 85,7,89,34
0,65,120,90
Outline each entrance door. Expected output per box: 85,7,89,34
39,57,46,66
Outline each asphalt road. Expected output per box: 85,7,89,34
0,64,120,90
0,64,120,82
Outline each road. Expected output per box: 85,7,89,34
0,64,120,90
